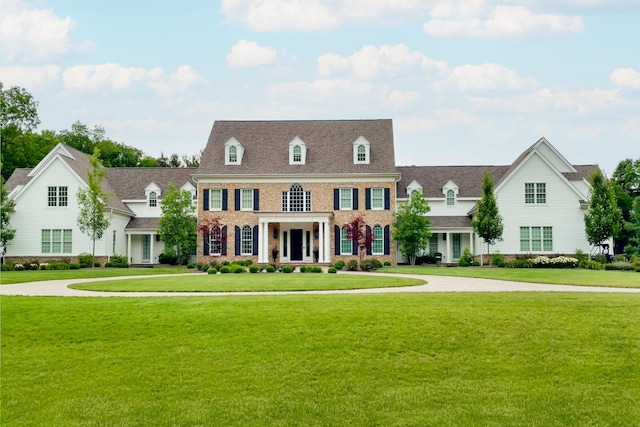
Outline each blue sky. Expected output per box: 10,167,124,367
1,0,639,175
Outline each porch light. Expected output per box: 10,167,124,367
273,227,278,239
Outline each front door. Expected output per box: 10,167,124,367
290,229,303,261
142,235,151,263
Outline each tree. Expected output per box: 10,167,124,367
611,158,640,254
471,169,503,266
0,171,16,262
157,183,196,264
344,214,372,264
77,148,112,267
584,168,622,250
392,191,431,265
623,196,640,258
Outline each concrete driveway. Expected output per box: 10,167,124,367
2,272,639,297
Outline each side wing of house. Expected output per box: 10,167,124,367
492,140,593,256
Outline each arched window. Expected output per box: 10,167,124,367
357,144,366,162
446,189,455,206
210,226,222,256
241,225,252,255
282,183,311,212
293,145,301,163
149,191,157,207
372,225,383,255
229,145,237,163
341,226,352,255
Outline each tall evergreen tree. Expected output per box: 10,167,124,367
471,169,503,265
77,148,112,267
584,168,622,251
157,184,197,264
392,191,431,265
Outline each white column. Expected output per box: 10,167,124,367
150,233,154,264
446,232,451,263
323,220,330,263
318,222,324,263
127,233,132,264
470,232,475,255
258,221,265,263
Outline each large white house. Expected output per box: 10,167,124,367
4,120,599,266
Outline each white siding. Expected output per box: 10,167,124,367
492,153,589,255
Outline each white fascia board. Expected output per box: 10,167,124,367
193,173,402,184
11,156,87,203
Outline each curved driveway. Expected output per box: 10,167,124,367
2,272,640,297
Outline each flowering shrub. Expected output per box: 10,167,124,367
531,256,578,268
14,263,25,271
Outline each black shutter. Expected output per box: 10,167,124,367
252,225,258,255
203,189,209,211
384,225,390,255
234,226,241,255
384,188,390,210
203,231,210,255
366,226,372,255
222,189,228,211
334,189,339,210
221,226,227,255
365,188,371,210
353,188,358,210
234,189,240,211
334,225,340,255
253,189,259,211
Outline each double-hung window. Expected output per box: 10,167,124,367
371,188,383,210
241,189,253,210
48,186,68,207
446,189,455,206
340,188,352,210
372,225,383,255
210,189,222,210
340,226,352,255
210,226,222,255
241,225,253,255
525,183,546,204
42,229,72,254
520,226,553,251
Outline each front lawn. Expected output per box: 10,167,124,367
2,294,639,426
0,267,191,285
381,265,640,288
69,274,425,292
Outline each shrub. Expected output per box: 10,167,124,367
207,267,217,274
604,264,620,270
187,263,195,269
360,259,375,271
583,260,603,270
219,266,231,274
613,254,626,262
333,260,345,270
300,266,307,273
249,266,260,273
1,263,13,271
49,261,70,270
457,248,475,267
158,251,178,265
14,263,25,271
77,252,93,266
311,266,322,273
416,255,436,265
70,263,81,270
506,258,533,268
328,267,337,274
24,262,39,271
574,249,589,268
243,260,253,267
622,264,636,271
39,263,49,270
491,252,505,267
530,256,578,269
593,254,607,264
281,266,294,273
111,254,128,265
221,261,230,266
383,261,391,267
265,265,276,273
347,260,358,271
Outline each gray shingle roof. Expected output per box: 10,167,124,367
126,217,159,230
106,168,196,200
197,119,397,175
428,216,473,228
397,165,510,198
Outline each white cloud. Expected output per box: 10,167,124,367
62,64,207,97
470,88,622,113
0,0,90,61
221,0,430,31
387,90,421,110
318,44,447,79
0,65,61,88
424,5,583,37
396,108,481,132
610,68,640,89
226,40,279,68
433,63,537,92
268,78,387,104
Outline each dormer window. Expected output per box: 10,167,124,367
149,191,157,207
224,137,245,165
406,179,423,198
442,180,459,206
289,137,307,165
352,136,370,164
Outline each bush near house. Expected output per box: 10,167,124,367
458,248,475,267
105,254,128,268
333,260,346,270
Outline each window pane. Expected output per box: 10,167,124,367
42,229,51,253
525,183,534,204
48,186,57,206
63,229,72,253
429,234,438,254
241,225,252,254
372,225,383,254
241,189,253,210
536,183,546,204
210,188,222,210
293,145,301,162
149,191,157,207
290,184,304,212
340,188,352,210
58,186,68,206
357,145,366,162
372,188,383,209
531,227,541,251
52,229,62,253
341,227,351,254
446,189,455,206
229,145,237,163
543,227,553,251
211,226,222,255
520,227,529,251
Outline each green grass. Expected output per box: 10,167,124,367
69,274,425,292
0,267,190,285
381,265,640,288
2,294,639,426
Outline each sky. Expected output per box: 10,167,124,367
1,0,639,175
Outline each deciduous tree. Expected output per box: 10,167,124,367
1,171,16,261
584,168,622,250
158,184,196,264
77,148,112,267
471,169,503,266
345,214,372,264
392,191,431,265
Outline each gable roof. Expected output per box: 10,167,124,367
197,119,397,175
106,168,196,200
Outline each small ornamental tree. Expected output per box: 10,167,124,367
584,168,622,250
0,171,16,261
345,214,372,264
623,196,640,258
157,183,197,264
392,191,431,265
197,216,227,257
471,169,503,266
76,148,112,268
